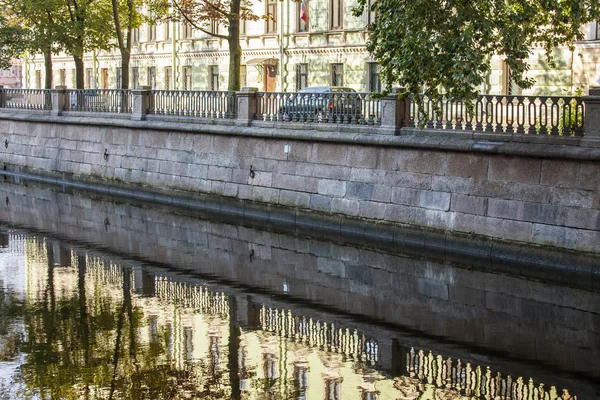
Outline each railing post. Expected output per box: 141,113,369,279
380,87,408,135
583,86,600,138
0,85,4,108
51,86,67,116
132,85,152,121
236,87,258,126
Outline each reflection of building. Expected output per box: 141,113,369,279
18,236,581,400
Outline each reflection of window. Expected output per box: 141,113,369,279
149,316,159,343
183,66,192,90
330,0,343,29
183,327,193,362
209,65,219,90
264,353,278,380
368,63,381,92
296,64,308,91
294,366,308,399
266,0,278,33
330,63,343,86
210,336,220,376
167,323,174,356
365,338,379,363
362,391,377,400
297,0,308,32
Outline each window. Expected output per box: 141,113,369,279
266,0,278,34
330,63,343,86
116,67,122,89
71,69,76,88
368,63,381,92
297,0,308,32
147,66,156,89
183,66,192,90
165,66,172,89
148,23,156,41
164,22,170,40
85,68,93,88
209,65,219,90
35,70,41,89
330,0,343,29
132,28,139,43
208,19,219,35
59,69,66,87
132,67,139,88
182,22,193,39
503,62,521,95
596,21,600,40
296,63,308,90
240,19,247,36
240,65,247,88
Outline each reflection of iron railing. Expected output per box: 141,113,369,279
409,94,585,135
0,89,51,110
259,306,379,365
154,276,230,317
404,347,577,400
150,90,236,118
66,89,132,113
256,91,381,125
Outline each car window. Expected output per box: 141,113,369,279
299,87,330,93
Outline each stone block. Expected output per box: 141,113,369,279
296,162,350,180
232,168,249,184
347,145,378,168
272,173,318,192
252,186,279,203
312,143,347,165
346,182,374,200
331,198,359,216
318,179,346,197
371,184,391,203
470,180,549,203
378,148,446,175
488,156,542,184
593,193,600,210
384,203,414,223
279,190,311,208
430,175,473,194
385,171,432,190
417,278,449,301
310,194,332,212
238,184,253,200
391,187,420,206
211,135,237,155
454,213,533,242
540,160,580,188
207,165,232,181
579,162,600,190
192,134,212,152
249,171,273,187
487,198,524,219
276,160,296,175
446,153,489,179
548,187,593,208
419,191,451,211
450,194,487,215
235,138,265,157
448,285,486,307
563,208,600,230
188,163,209,179
522,202,563,225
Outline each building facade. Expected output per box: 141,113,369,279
20,2,600,95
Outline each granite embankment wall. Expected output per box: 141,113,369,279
0,114,599,253
1,180,598,381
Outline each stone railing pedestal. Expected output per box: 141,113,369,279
0,85,4,108
583,87,600,143
236,87,258,126
51,86,67,116
132,86,152,121
380,87,408,135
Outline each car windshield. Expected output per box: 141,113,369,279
298,88,331,93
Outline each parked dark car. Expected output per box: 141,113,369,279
279,86,362,121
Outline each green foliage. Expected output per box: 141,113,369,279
353,0,600,104
0,15,27,70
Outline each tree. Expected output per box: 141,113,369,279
149,0,262,91
353,0,600,104
60,0,115,89
0,15,27,73
5,0,63,89
111,0,144,89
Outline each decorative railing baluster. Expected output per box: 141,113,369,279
505,96,514,134
538,97,548,135
550,97,560,135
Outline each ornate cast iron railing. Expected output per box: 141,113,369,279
408,94,585,135
0,89,51,110
150,90,237,118
66,89,132,113
255,91,381,125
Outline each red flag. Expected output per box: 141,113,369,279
301,0,307,22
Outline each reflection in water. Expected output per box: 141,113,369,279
0,232,591,399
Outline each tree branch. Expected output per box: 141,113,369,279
171,0,228,40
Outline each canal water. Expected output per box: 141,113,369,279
0,179,598,399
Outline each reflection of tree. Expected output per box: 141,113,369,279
0,282,23,362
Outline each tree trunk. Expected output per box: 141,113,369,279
121,52,130,89
43,50,53,89
227,0,242,91
73,55,85,89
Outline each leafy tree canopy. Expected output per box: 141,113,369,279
0,15,27,71
353,0,600,101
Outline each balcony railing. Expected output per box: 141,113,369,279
0,89,51,110
66,89,132,113
408,94,585,136
150,90,237,119
256,91,381,125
